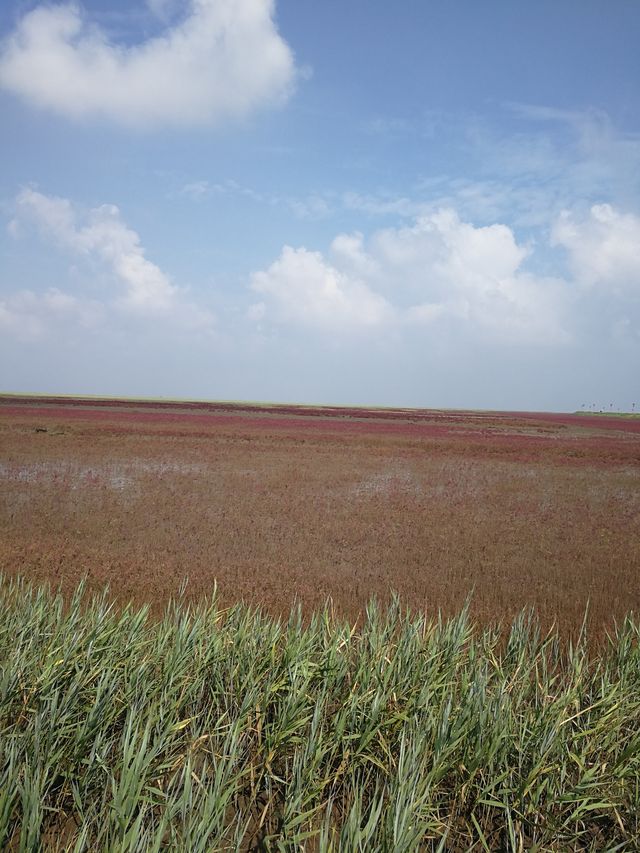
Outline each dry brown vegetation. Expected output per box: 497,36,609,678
1,397,639,638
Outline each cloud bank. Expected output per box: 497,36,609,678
251,209,570,345
0,0,296,127
5,191,639,381
552,204,640,291
0,287,102,343
5,188,213,336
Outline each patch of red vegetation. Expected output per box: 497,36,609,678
2,394,639,431
2,394,639,637
1,398,638,471
502,410,640,434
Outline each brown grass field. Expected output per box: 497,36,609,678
1,394,639,638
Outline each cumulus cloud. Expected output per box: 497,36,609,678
250,209,569,344
0,0,296,127
10,188,213,329
251,246,394,331
552,204,640,290
0,288,103,342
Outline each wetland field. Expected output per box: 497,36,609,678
1,395,639,849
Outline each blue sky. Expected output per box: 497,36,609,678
1,0,639,410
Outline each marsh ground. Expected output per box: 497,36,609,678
1,396,638,637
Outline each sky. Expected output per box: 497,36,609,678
1,0,639,411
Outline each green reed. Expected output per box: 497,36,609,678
0,576,638,851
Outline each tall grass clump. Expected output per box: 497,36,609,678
0,575,638,851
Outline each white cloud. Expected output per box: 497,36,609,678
177,178,333,220
251,245,394,331
178,178,264,204
0,0,296,128
337,109,640,234
180,181,215,201
406,108,640,229
250,209,569,343
343,191,424,218
552,204,640,290
10,188,214,328
0,288,103,342
287,195,332,220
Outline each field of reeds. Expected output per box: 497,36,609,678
1,575,639,851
